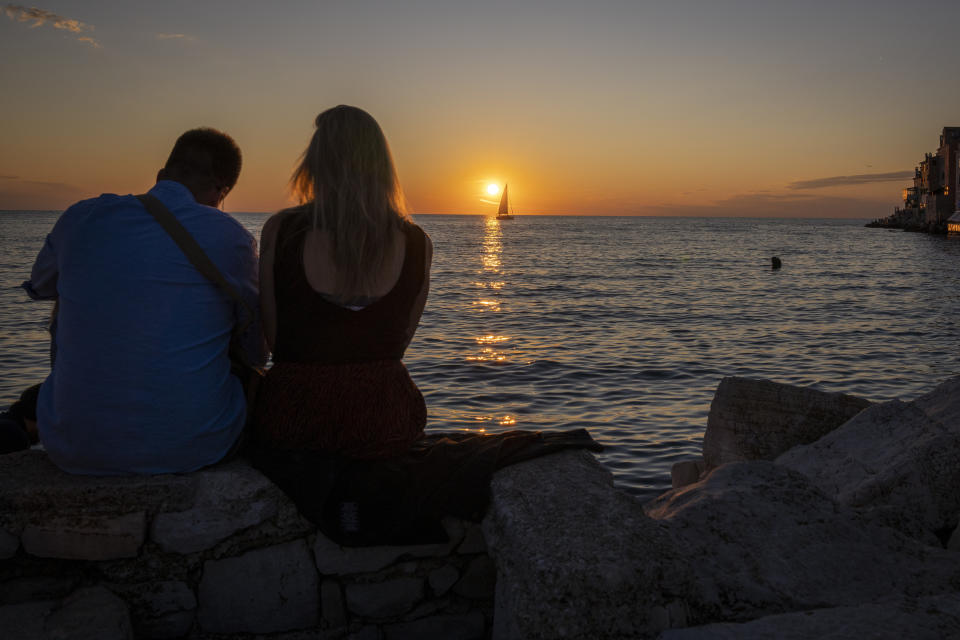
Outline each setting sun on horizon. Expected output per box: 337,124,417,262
2,2,959,217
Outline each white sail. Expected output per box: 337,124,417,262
497,184,510,217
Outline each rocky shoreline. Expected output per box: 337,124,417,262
2,375,960,638
489,374,960,638
864,217,947,234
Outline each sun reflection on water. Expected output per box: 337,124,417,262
470,217,509,354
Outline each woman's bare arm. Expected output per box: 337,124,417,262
404,233,433,348
259,212,284,352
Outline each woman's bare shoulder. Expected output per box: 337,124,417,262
262,206,308,243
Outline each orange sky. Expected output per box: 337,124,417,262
2,2,959,217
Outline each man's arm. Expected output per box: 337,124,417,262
235,233,268,368
22,233,59,301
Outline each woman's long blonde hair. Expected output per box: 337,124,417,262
290,105,411,297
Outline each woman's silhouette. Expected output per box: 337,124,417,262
252,105,432,458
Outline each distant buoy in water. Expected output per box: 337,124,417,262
771,256,782,270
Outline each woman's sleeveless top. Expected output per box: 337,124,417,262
252,211,428,459
272,211,427,364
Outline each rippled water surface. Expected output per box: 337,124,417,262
3,212,959,499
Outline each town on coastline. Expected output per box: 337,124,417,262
866,126,960,234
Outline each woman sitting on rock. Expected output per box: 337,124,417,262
249,106,600,546
251,105,431,459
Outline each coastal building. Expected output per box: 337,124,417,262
948,212,960,235
874,126,960,232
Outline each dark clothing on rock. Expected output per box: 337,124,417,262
247,428,603,546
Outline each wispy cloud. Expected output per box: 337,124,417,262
636,191,889,219
156,33,195,41
0,175,85,209
3,4,100,47
787,170,913,190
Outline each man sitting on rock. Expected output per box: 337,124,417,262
12,128,265,474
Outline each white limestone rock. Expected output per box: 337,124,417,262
703,377,870,469
321,579,347,630
197,539,318,634
0,575,81,605
645,461,960,624
0,600,56,640
21,511,145,560
777,376,960,540
670,459,704,489
44,586,134,640
111,580,196,639
483,450,690,639
150,461,282,554
0,450,194,516
383,611,486,640
913,374,960,424
658,593,960,639
313,518,462,576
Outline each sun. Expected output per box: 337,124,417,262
486,183,500,196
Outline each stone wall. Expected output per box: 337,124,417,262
5,375,960,639
0,451,494,639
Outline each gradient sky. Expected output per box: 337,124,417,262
2,0,959,216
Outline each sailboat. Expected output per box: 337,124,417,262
496,183,514,220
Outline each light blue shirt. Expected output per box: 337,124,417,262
25,181,264,474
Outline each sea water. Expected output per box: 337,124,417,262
2,211,959,499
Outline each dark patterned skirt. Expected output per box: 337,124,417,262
251,359,426,459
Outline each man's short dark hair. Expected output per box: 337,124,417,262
164,128,242,190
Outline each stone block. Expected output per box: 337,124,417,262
0,575,81,605
703,377,870,468
646,461,960,623
314,532,454,576
112,580,196,639
21,511,145,560
913,374,960,425
198,539,318,634
670,459,704,489
0,450,195,516
321,579,347,630
347,627,382,640
659,593,960,639
44,586,133,640
456,522,486,554
484,450,685,639
345,577,424,618
453,556,496,600
0,600,56,640
150,461,282,554
383,611,486,640
778,392,960,540
0,528,18,559
428,565,459,597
